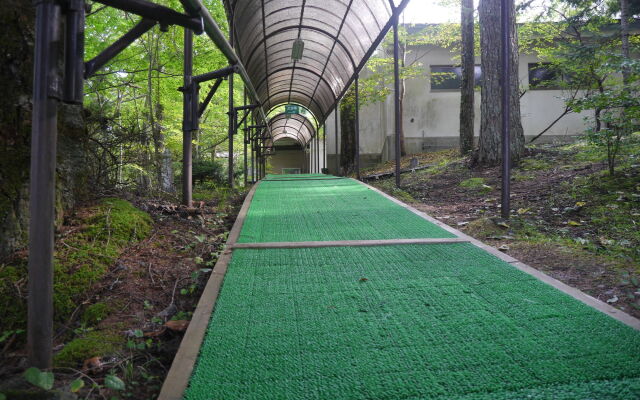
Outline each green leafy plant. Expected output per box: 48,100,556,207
23,367,54,390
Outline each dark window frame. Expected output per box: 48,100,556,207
528,62,564,90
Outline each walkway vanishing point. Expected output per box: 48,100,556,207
160,175,640,400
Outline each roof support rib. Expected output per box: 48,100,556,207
323,0,411,122
306,0,355,113
287,0,308,105
180,0,270,131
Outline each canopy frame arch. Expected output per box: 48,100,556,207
268,112,317,147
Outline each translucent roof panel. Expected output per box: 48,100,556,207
267,113,316,146
225,0,407,130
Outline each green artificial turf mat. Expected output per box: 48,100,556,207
184,243,640,399
239,178,455,242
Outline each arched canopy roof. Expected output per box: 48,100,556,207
225,0,410,128
267,113,316,146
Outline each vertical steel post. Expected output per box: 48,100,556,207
228,22,235,187
251,134,255,183
501,0,511,219
63,0,84,104
182,28,193,207
323,125,326,174
335,102,339,175
28,0,61,369
355,75,360,180
256,140,261,179
243,92,248,186
393,14,402,188
317,129,320,173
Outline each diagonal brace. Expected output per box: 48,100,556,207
84,18,156,78
198,78,223,117
92,0,203,33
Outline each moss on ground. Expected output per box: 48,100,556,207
519,157,554,171
53,330,123,367
0,198,151,341
81,302,111,325
459,177,493,194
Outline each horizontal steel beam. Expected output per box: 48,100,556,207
192,64,237,83
93,0,203,33
84,18,156,78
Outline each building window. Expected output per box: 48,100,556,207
528,62,561,89
430,65,482,91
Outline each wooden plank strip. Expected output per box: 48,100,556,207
356,179,640,331
233,238,469,249
158,182,261,400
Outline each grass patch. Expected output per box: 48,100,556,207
372,180,416,203
519,158,554,171
459,177,493,194
0,198,152,341
566,168,640,263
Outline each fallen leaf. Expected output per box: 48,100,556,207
165,320,190,332
82,356,103,373
607,296,619,304
498,244,510,252
517,208,530,215
496,222,510,229
359,277,368,282
143,327,167,337
575,202,587,207
567,220,582,226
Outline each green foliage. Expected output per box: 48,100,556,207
192,159,226,185
54,330,122,367
23,368,54,391
104,375,126,391
69,379,84,393
358,23,461,107
520,1,640,174
84,0,246,192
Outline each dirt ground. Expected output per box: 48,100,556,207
370,145,640,319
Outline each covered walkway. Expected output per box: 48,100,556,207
161,175,640,399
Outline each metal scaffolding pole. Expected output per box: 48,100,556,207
227,22,235,188
182,28,193,207
243,91,248,187
501,0,511,219
335,101,339,175
355,75,360,180
249,130,256,183
393,14,401,188
28,0,61,369
323,125,326,174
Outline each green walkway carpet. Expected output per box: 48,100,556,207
238,178,455,243
184,175,640,399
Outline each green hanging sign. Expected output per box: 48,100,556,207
285,104,299,115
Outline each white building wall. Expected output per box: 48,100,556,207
327,45,592,167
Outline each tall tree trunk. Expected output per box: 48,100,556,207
459,0,475,155
477,0,524,165
339,88,356,175
620,0,631,86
